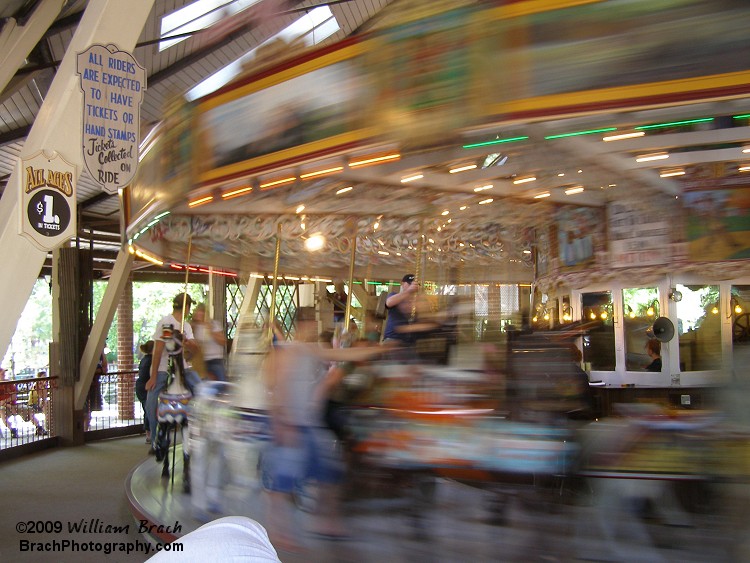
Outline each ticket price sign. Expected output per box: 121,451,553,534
19,151,76,251
77,44,146,193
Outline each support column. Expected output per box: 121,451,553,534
117,275,134,420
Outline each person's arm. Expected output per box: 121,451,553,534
313,344,385,363
385,285,416,308
210,321,227,346
146,340,165,391
315,363,348,403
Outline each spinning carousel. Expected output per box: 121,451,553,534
125,1,750,557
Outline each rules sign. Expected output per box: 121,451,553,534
19,150,76,251
77,44,146,193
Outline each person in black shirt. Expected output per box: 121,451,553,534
645,338,662,372
382,274,419,345
136,341,154,443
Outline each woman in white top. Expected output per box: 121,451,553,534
192,303,228,381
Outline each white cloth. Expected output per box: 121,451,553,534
147,516,280,562
195,320,224,361
153,313,194,373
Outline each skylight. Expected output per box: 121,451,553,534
186,6,340,101
160,0,261,52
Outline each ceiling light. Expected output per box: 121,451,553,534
544,127,617,140
459,205,468,210
296,205,305,214
336,186,353,194
636,152,669,162
743,146,750,154
602,131,645,142
564,186,584,195
401,173,423,183
557,173,565,177
259,176,296,189
533,192,551,199
221,185,253,200
304,233,326,252
462,136,528,149
441,210,449,216
349,153,400,168
449,164,477,174
377,250,389,256
659,168,685,178
134,249,164,266
478,198,493,205
739,165,750,172
299,166,343,179
513,176,536,184
635,118,713,131
473,184,492,192
188,195,213,207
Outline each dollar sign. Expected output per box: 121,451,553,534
36,201,44,215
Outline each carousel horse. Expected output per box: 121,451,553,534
153,325,194,493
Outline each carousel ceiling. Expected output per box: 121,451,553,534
2,1,750,280
136,96,750,281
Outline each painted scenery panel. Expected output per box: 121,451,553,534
683,187,750,262
197,60,366,172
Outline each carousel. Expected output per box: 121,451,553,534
125,1,750,559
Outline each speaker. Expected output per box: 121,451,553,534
646,316,675,342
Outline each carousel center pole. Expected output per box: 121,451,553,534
269,222,282,340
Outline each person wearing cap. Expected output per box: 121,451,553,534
382,274,420,345
145,293,202,452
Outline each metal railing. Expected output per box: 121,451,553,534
1,369,145,453
85,369,144,432
0,375,56,449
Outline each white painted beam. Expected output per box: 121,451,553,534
0,0,65,93
0,0,156,361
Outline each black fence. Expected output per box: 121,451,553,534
1,370,144,452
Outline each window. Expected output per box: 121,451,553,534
581,291,615,370
160,0,261,52
622,287,659,371
186,6,340,100
675,284,721,371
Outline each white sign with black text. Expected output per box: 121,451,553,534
77,44,146,193
19,150,77,251
608,202,672,267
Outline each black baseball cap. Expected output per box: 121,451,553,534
402,274,415,283
172,293,194,309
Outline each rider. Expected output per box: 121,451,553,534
145,293,202,453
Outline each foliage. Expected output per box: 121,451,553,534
3,279,205,375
